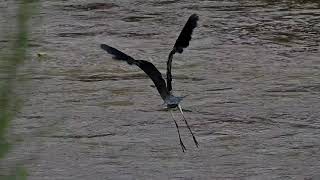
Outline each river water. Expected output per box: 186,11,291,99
2,0,320,179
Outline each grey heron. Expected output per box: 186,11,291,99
100,14,199,152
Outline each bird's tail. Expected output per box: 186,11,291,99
100,44,136,65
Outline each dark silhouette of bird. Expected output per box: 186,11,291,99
100,14,199,152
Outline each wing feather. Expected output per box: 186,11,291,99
167,14,199,92
100,44,135,64
100,44,169,100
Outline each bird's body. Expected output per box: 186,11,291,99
100,14,199,152
165,95,184,108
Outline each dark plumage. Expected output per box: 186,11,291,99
167,14,199,92
174,14,199,54
100,44,135,65
100,14,199,152
100,44,170,101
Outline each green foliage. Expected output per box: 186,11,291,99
0,0,39,179
0,167,28,180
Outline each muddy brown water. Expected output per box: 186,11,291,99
1,0,320,179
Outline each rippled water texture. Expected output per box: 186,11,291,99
1,0,320,179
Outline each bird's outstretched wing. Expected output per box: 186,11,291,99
101,44,135,65
135,60,170,100
100,44,170,100
167,14,199,92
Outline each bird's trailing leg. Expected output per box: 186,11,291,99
178,104,199,148
170,110,186,152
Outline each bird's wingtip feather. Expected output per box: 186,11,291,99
190,14,199,20
100,44,109,50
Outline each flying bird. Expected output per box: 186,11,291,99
100,14,199,152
